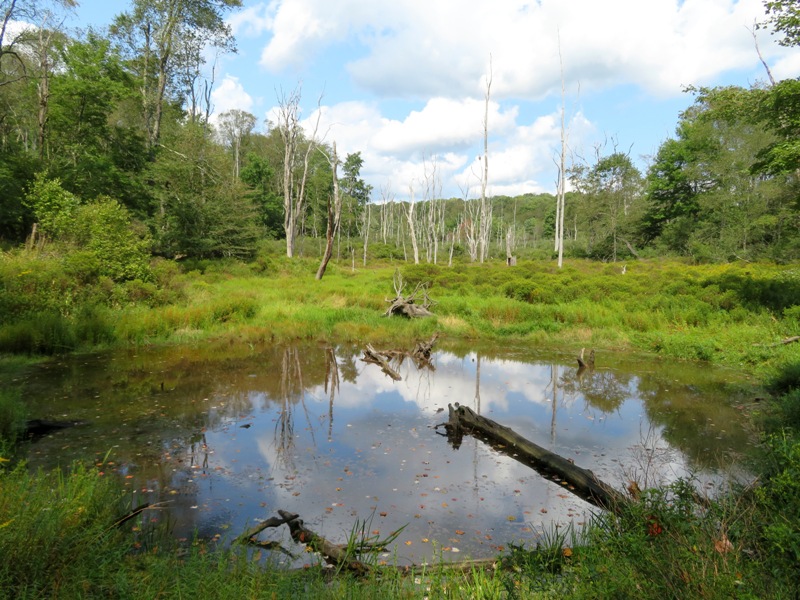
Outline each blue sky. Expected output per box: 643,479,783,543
67,0,798,200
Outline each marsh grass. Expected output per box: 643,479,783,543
2,252,798,378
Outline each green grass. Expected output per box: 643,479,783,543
2,252,798,380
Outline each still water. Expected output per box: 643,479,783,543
18,340,753,565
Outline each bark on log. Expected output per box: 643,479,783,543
277,510,371,575
435,403,627,513
384,299,435,318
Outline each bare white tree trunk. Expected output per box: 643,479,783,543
479,56,493,263
278,86,301,257
362,203,371,266
405,184,420,264
316,141,342,280
556,37,568,269
463,199,480,262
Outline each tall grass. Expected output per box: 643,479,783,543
0,462,132,598
2,249,798,380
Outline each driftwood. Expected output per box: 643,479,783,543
435,403,627,513
384,270,436,318
237,510,408,575
279,509,372,575
362,344,403,380
361,334,440,380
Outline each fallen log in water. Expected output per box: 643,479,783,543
238,509,500,576
361,334,440,380
24,418,86,439
362,344,402,381
237,510,405,575
278,509,372,575
435,403,627,513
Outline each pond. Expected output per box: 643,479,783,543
17,340,754,566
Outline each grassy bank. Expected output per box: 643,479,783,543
1,250,800,598
2,247,798,377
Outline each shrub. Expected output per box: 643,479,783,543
22,174,80,238
71,198,152,282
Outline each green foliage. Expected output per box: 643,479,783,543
46,34,149,207
753,431,800,589
150,124,260,259
754,79,800,177
762,0,800,47
23,174,81,238
72,197,152,281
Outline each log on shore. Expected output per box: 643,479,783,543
754,336,800,347
436,403,627,513
384,299,435,318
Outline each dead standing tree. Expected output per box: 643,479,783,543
315,141,342,280
277,86,322,258
478,55,493,262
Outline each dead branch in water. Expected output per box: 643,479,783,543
435,403,627,513
361,334,440,380
576,348,595,369
238,510,408,575
362,344,402,380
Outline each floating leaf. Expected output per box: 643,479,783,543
507,516,516,521
562,547,573,558
455,530,465,535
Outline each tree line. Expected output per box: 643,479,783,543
1,0,798,285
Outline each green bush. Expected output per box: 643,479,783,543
754,432,800,587
71,198,152,282
22,174,80,238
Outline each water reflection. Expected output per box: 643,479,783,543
17,342,753,565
